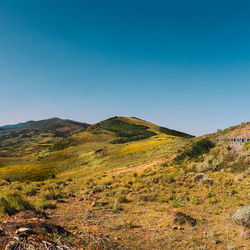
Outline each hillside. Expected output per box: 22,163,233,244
0,118,89,157
0,118,249,249
205,121,250,139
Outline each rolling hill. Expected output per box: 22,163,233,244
0,117,249,249
0,118,89,157
205,121,250,139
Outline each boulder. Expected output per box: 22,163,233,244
230,206,250,228
193,173,213,185
234,173,245,182
172,211,197,226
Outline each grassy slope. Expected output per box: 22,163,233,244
205,121,250,139
0,118,89,157
0,116,189,181
0,117,249,249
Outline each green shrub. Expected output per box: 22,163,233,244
172,200,181,208
174,139,215,162
243,141,250,151
190,196,200,205
159,127,194,139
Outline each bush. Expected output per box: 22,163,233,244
139,193,157,202
175,139,215,162
117,194,130,203
243,141,250,151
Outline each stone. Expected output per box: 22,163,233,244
0,226,5,236
214,239,222,244
5,241,19,250
172,211,197,226
201,175,214,185
234,173,245,182
193,173,205,182
239,228,250,239
15,227,32,237
231,206,250,228
193,173,213,185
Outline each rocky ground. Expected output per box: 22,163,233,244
0,210,71,250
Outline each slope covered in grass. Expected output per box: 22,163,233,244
0,118,89,157
206,121,250,139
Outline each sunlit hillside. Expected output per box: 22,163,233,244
0,117,249,249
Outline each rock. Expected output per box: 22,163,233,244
193,173,213,185
193,173,205,182
214,239,222,244
0,226,5,236
230,206,250,228
239,228,250,239
172,225,184,230
235,173,245,182
16,227,32,237
172,211,197,226
5,241,19,250
226,246,237,250
201,175,214,185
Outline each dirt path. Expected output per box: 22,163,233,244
110,154,177,176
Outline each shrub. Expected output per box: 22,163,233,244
139,193,157,202
243,141,250,151
117,194,130,203
172,200,181,208
175,139,215,162
190,196,200,205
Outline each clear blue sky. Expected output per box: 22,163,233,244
0,0,249,135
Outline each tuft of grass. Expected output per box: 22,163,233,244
36,200,56,210
0,192,34,216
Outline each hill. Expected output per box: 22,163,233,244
0,118,249,249
205,121,250,139
0,118,89,157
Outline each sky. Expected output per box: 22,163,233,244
0,0,249,136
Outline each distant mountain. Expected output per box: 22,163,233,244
0,120,34,130
0,117,89,135
0,118,90,157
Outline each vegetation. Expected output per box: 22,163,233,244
0,117,249,249
159,126,194,138
174,138,215,162
0,192,34,216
